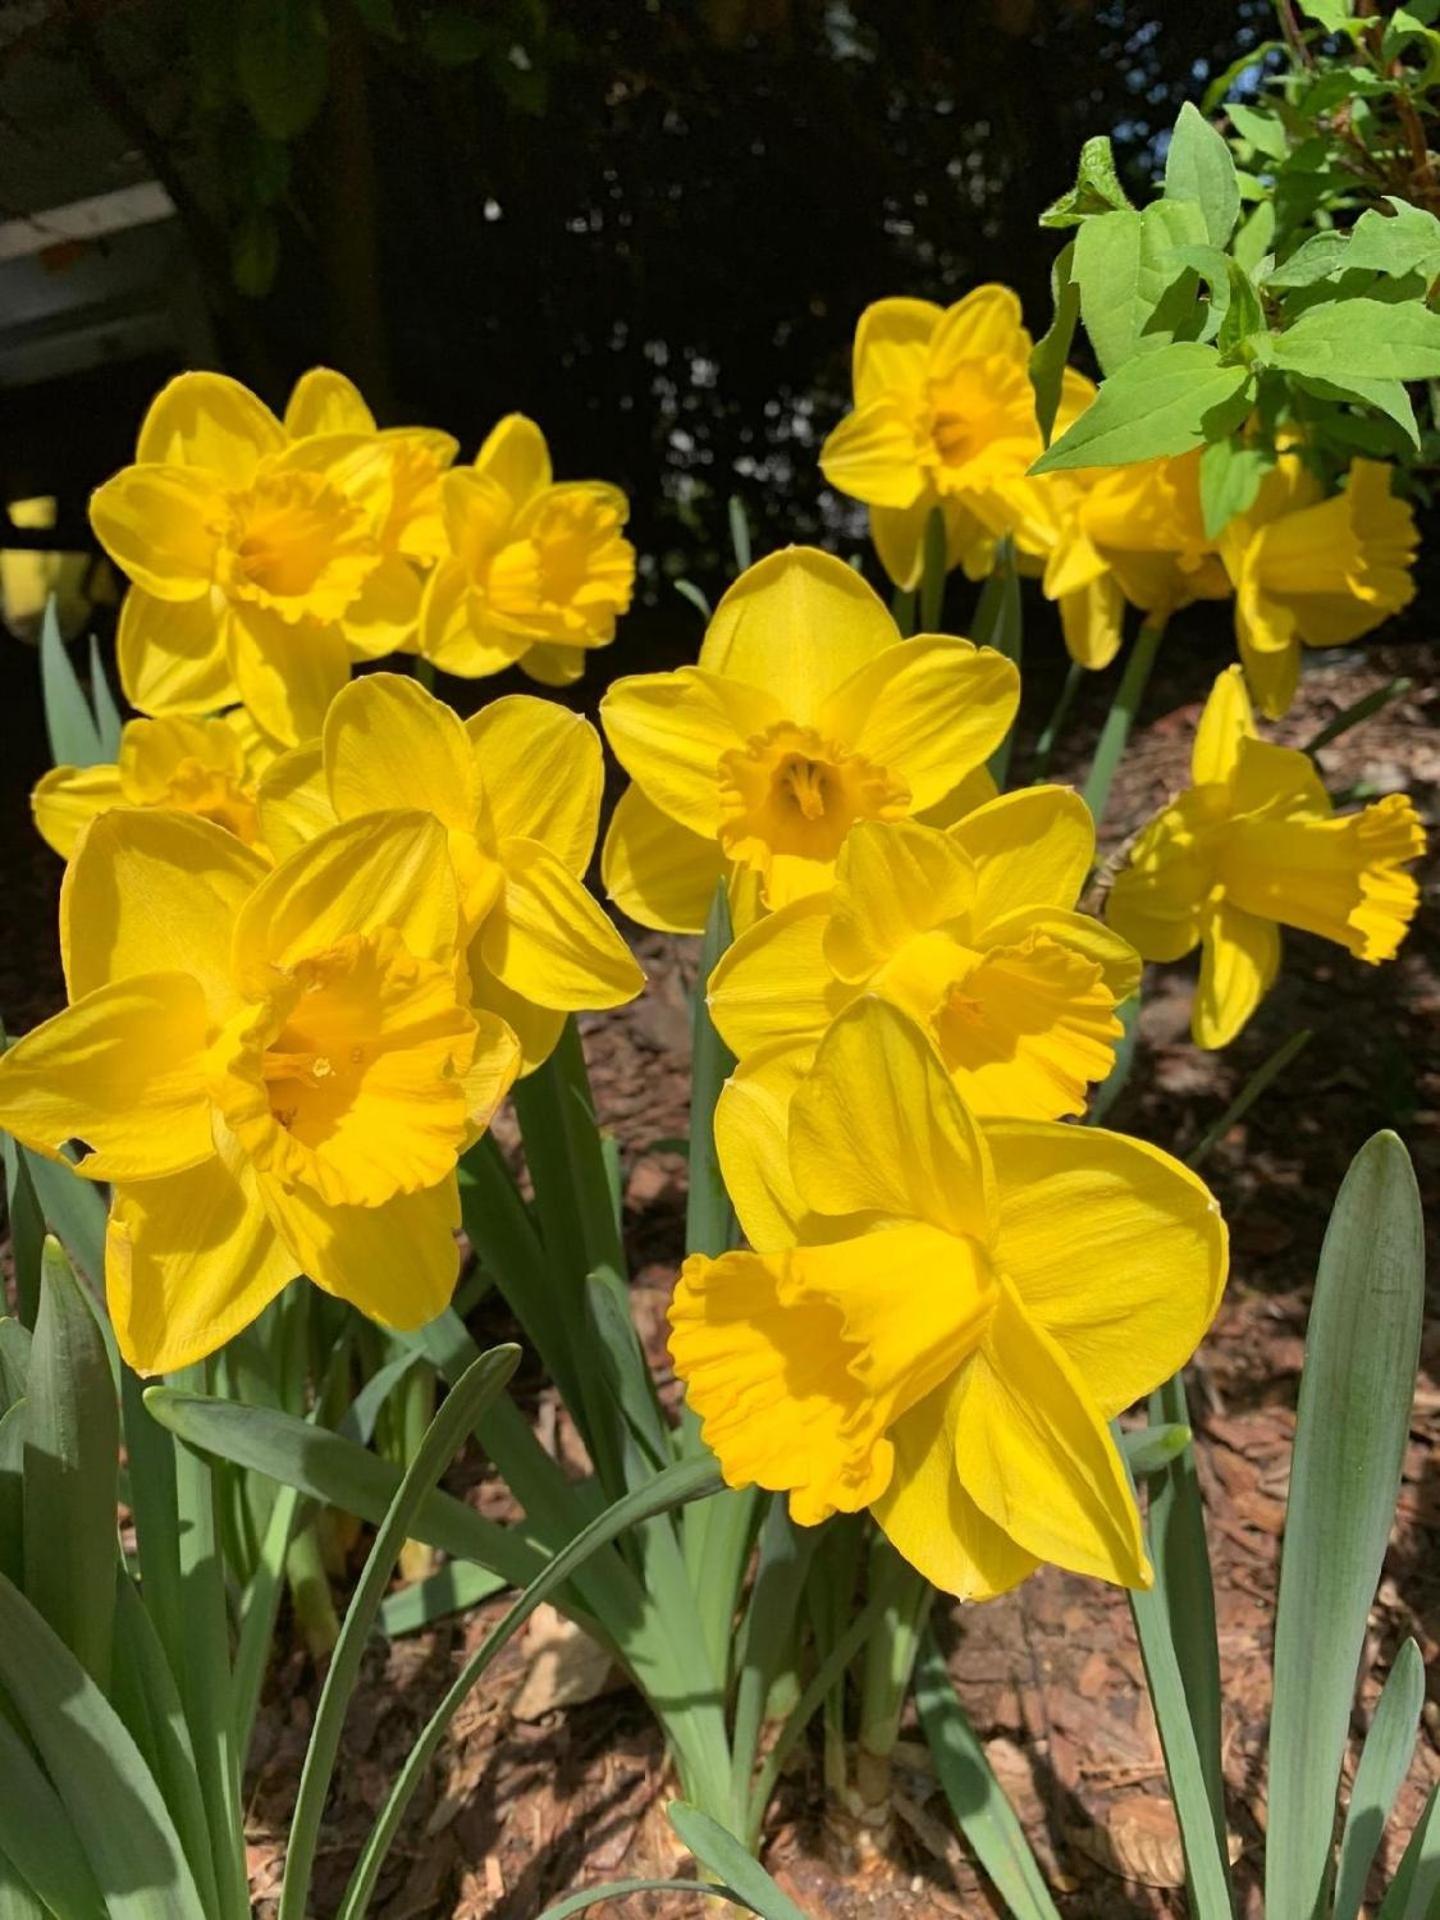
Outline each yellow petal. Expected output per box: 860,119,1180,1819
1238,620,1301,720
819,637,1020,812
31,764,124,860
89,465,223,601
256,742,336,863
1194,900,1280,1048
601,666,781,837
284,367,377,438
853,297,942,406
824,820,975,982
460,1010,522,1142
0,974,214,1180
986,1120,1225,1425
342,554,423,658
473,413,552,507
698,548,900,723
107,1154,297,1374
467,961,567,1075
259,1170,461,1328
790,997,995,1240
481,838,644,1010
950,785,1095,931
137,371,285,482
713,1042,814,1251
872,1374,1039,1600
869,499,933,592
117,586,239,715
324,671,480,829
708,894,853,1059
467,696,602,874
226,603,350,748
915,761,999,830
232,811,458,996
929,284,1030,373
62,808,267,1009
420,557,530,676
519,642,587,687
954,1282,1149,1586
1191,664,1255,786
1105,791,1217,964
600,784,726,935
118,712,242,795
979,905,1142,1003
1058,574,1126,670
818,399,928,509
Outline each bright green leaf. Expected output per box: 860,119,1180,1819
1038,134,1134,229
1333,1639,1425,1920
1033,342,1253,472
1266,229,1353,289
1347,198,1440,281
1164,101,1241,246
1200,436,1275,537
1226,102,1290,160
1274,297,1440,384
1074,200,1209,377
39,599,103,769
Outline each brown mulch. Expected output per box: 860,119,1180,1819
2,616,1438,1918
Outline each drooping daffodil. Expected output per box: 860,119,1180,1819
671,999,1227,1597
257,672,644,1070
1218,457,1417,719
421,414,635,688
1106,666,1425,1048
90,372,429,745
0,808,520,1372
818,288,1042,590
31,709,278,859
600,547,1019,933
708,789,1139,1125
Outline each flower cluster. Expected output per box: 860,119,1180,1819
820,290,1419,711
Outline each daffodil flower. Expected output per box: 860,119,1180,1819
599,548,1019,933
421,414,635,688
31,710,278,859
257,672,644,1071
284,366,460,575
1106,666,1425,1048
1218,457,1417,718
0,808,520,1372
90,372,428,745
708,789,1139,1122
671,999,1226,1597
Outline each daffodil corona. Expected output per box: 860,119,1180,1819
671,1000,1227,1596
421,414,635,687
257,672,644,1070
708,789,1139,1122
1106,667,1425,1047
600,547,1019,932
0,808,520,1371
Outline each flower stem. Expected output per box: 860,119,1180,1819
412,654,436,692
972,536,1022,788
1081,616,1166,829
1032,658,1084,781
919,505,947,633
854,1534,935,1822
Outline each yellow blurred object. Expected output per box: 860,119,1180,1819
1,496,118,642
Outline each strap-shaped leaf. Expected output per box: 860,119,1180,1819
0,1710,107,1920
1334,1639,1425,1920
668,1803,809,1920
39,597,104,767
1267,1133,1425,1920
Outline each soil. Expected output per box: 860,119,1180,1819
1,608,1438,1919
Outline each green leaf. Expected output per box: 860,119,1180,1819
667,1804,809,1920
1266,1133,1425,1920
1299,0,1355,29
1226,102,1290,160
1030,241,1080,445
1377,1781,1440,1917
0,1133,42,1329
1233,198,1277,277
87,637,123,757
536,1881,774,1919
1038,134,1134,229
235,0,329,140
38,599,103,768
1117,1420,1194,1476
231,210,280,300
1033,343,1253,472
1289,371,1421,450
17,1145,107,1292
0,1711,107,1920
914,1628,1063,1919
1074,200,1208,377
1199,435,1275,537
1333,1639,1426,1920
1347,198,1440,280
143,1384,552,1593
278,1345,521,1920
728,495,752,573
1274,297,1440,383
379,1558,508,1637
0,1571,208,1918
1217,259,1265,358
1265,229,1353,289
22,1237,118,1689
1164,102,1240,247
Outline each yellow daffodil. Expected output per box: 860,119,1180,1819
0,808,519,1372
420,414,635,688
284,366,459,576
708,789,1139,1122
31,710,279,859
599,547,1019,933
1106,667,1425,1048
257,672,644,1070
1041,450,1230,670
819,289,1041,590
1218,458,1417,718
671,998,1226,1596
90,371,426,746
